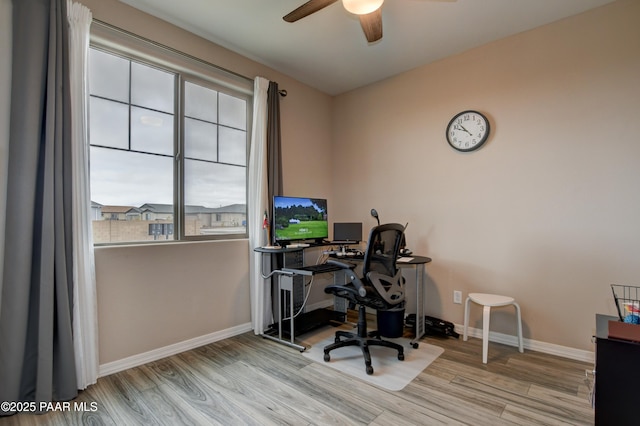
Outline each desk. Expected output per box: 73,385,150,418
255,246,347,351
255,246,431,351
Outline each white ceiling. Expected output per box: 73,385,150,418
118,0,615,95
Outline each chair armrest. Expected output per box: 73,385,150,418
324,284,360,299
326,259,366,297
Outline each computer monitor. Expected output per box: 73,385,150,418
333,222,363,243
273,196,328,244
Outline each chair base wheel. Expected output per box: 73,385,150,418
398,353,405,361
412,342,419,349
323,353,330,362
366,365,373,375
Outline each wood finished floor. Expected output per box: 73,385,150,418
1,322,594,425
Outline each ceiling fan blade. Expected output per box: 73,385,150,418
283,0,339,23
359,8,383,42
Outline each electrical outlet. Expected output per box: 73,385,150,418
453,290,462,304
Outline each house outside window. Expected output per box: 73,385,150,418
88,38,251,245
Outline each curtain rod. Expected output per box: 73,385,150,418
93,18,287,96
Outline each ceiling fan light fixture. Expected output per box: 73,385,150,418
342,0,384,15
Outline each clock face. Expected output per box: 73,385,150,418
446,111,490,152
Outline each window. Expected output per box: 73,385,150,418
88,43,251,244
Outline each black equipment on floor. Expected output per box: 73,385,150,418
405,314,460,339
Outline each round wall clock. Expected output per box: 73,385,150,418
446,110,490,152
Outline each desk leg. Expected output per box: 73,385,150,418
261,273,306,352
289,276,295,342
411,264,425,348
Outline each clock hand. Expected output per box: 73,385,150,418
456,123,472,135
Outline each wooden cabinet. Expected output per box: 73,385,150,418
594,314,640,424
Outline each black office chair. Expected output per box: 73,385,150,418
323,223,406,375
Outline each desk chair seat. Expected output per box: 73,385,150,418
324,223,407,375
463,293,524,364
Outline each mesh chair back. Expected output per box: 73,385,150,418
363,223,405,281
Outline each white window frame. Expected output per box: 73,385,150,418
89,21,253,245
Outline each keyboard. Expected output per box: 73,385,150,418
282,263,343,276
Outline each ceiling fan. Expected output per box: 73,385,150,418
284,0,385,43
283,0,454,43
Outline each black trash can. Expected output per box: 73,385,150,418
376,306,405,338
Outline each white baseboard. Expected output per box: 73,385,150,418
312,300,595,363
98,322,253,377
458,324,595,364
311,300,595,363
99,317,594,378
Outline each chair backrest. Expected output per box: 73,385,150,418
362,223,406,306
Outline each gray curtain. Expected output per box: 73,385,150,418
266,82,283,309
0,0,77,414
267,82,283,217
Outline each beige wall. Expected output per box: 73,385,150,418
3,0,635,367
78,0,334,365
332,0,640,351
95,240,250,362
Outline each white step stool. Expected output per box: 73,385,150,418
463,293,524,364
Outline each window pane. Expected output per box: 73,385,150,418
131,62,174,113
131,106,174,155
90,147,174,243
184,160,246,236
185,81,217,122
89,97,129,150
185,118,217,162
219,126,246,166
219,92,246,130
89,49,129,102
88,45,249,244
